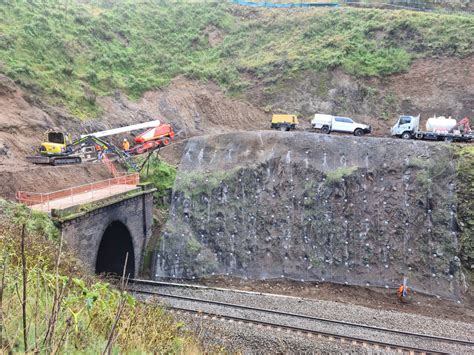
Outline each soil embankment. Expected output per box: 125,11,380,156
158,131,467,300
251,56,474,135
97,77,269,138
1,52,473,197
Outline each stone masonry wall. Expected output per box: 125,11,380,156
58,192,154,276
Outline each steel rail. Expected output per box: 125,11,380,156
132,288,450,354
128,278,473,347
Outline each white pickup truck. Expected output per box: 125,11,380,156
311,114,372,136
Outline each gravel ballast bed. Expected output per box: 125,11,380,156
134,283,473,353
172,311,375,354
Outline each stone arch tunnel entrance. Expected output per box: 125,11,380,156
95,221,136,278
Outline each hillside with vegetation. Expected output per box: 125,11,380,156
0,200,199,353
1,0,473,118
0,1,473,352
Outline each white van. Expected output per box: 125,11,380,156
311,114,371,136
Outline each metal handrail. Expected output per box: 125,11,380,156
16,173,139,206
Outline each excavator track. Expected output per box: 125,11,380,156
26,155,82,166
51,156,82,166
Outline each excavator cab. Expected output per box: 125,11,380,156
40,130,71,155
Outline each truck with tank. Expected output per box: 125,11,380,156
390,115,473,142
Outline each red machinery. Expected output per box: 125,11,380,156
129,123,175,155
455,117,472,133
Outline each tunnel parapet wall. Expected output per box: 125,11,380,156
158,131,468,299
54,187,155,277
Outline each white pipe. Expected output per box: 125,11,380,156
81,120,161,138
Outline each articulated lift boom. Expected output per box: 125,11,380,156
80,120,162,139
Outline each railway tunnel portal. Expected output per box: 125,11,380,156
17,177,158,278
95,221,136,278
54,186,155,278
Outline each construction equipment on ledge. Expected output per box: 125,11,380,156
27,134,138,170
270,114,299,131
26,130,86,166
451,117,471,134
128,123,175,155
80,120,162,139
27,120,175,167
391,115,473,142
80,119,175,154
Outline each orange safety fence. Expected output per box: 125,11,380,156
102,154,119,177
16,173,139,207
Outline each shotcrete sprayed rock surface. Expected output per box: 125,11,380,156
157,131,467,299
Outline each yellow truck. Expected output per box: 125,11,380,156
271,114,298,131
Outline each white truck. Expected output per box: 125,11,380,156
311,114,372,136
390,115,473,142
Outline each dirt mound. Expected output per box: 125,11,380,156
97,77,269,139
385,57,474,118
0,75,56,161
0,74,83,164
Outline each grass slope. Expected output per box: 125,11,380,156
0,1,473,118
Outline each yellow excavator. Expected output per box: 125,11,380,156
38,130,73,155
27,130,103,166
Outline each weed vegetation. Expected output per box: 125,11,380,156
456,146,474,270
1,1,472,118
0,199,198,353
324,166,358,184
138,155,177,208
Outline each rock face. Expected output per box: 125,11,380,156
157,131,465,299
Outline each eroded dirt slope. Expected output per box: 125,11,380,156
96,77,269,138
0,75,113,198
1,55,473,199
252,56,474,134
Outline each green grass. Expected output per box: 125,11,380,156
325,166,358,184
139,156,177,208
0,1,472,118
0,199,199,353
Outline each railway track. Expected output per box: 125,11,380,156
127,279,474,354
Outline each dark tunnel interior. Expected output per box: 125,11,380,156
95,221,135,278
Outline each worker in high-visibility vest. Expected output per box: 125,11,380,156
397,284,408,298
397,276,409,301
122,138,130,151
95,144,103,160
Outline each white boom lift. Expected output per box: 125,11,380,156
81,120,162,138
